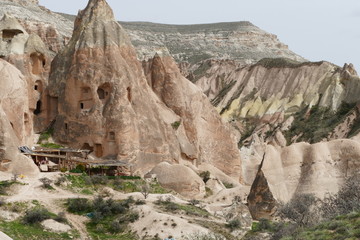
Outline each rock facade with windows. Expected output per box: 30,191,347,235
47,0,242,183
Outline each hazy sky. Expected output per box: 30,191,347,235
39,0,360,71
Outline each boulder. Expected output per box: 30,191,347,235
150,162,205,199
41,219,71,233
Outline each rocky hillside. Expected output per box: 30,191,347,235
0,0,304,66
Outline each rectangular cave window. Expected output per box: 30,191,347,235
80,102,84,109
34,85,38,91
108,132,115,141
65,123,68,130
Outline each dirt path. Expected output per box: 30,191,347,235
4,172,92,240
41,199,91,240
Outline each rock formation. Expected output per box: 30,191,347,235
0,14,52,132
47,0,241,180
0,0,305,80
0,59,38,175
196,59,360,122
149,162,205,199
0,0,72,53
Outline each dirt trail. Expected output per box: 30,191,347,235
4,172,92,240
42,199,91,240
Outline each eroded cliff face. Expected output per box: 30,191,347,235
196,59,360,122
143,54,242,179
0,59,38,175
47,0,241,182
0,0,72,53
0,14,52,133
208,59,360,219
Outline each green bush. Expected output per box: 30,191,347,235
109,220,122,233
222,182,234,189
90,175,108,185
67,198,92,213
39,177,54,190
226,219,241,231
40,143,64,149
0,180,15,195
171,121,181,130
200,171,211,183
23,207,51,224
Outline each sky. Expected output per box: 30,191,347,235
39,0,360,71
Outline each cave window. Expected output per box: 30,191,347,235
97,83,111,102
10,122,14,129
24,113,29,123
34,100,42,115
80,102,84,109
97,88,105,100
2,29,23,42
65,123,68,130
127,87,132,102
30,52,46,75
34,80,43,92
108,132,115,141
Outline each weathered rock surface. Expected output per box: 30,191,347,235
1,1,305,73
0,14,52,132
246,139,360,219
150,162,205,199
197,59,360,122
0,0,72,53
0,231,13,240
0,59,38,175
41,219,72,233
143,54,242,178
47,0,241,180
247,156,276,220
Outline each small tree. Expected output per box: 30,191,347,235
141,183,150,199
321,173,360,219
278,193,318,226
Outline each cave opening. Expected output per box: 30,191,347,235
34,100,42,115
2,29,23,42
127,87,132,102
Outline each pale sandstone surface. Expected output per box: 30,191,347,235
0,14,52,132
0,59,38,176
149,162,205,199
41,219,72,233
143,54,242,178
130,204,210,239
0,231,13,240
246,139,360,219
